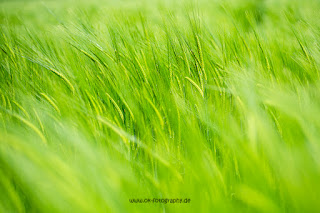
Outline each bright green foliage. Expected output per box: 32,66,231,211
1,0,320,212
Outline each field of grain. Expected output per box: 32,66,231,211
1,0,320,212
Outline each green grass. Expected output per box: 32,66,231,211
1,0,320,212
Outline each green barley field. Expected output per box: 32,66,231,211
1,0,320,212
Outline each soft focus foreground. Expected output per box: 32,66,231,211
1,0,320,212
